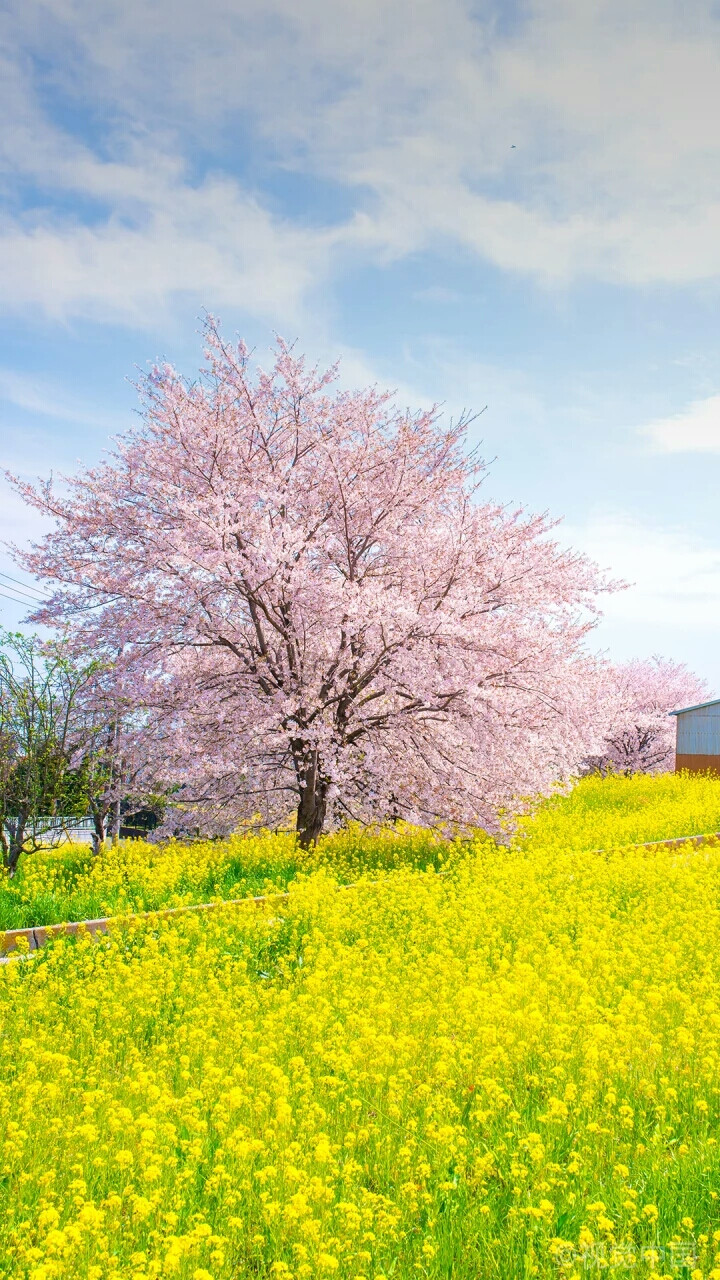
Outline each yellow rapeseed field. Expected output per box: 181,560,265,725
0,824,450,931
514,770,720,853
4,770,720,933
3,772,720,1279
3,826,720,1276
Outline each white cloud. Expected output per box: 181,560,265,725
562,511,720,689
642,394,720,454
0,171,352,330
2,0,720,326
564,513,720,632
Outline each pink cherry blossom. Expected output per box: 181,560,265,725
586,656,710,775
9,318,616,843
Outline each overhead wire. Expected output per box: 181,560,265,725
0,589,48,608
0,573,51,611
0,587,44,608
0,571,49,600
0,571,124,614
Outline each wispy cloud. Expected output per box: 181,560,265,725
0,368,127,433
642,393,720,454
0,172,350,331
564,512,720,632
2,0,720,327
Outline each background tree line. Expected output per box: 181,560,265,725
0,629,165,875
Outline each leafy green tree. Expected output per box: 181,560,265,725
0,630,93,875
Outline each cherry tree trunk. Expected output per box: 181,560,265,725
6,842,23,879
90,804,107,856
294,746,328,848
5,811,29,879
296,786,328,848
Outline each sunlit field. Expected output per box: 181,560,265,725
514,770,720,853
0,825,452,933
3,774,720,1278
3,771,720,934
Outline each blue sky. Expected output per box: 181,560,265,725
1,0,720,685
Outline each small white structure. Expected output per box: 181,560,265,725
669,698,720,775
1,817,95,847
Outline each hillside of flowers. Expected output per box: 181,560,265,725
3,774,720,1278
0,825,454,933
3,771,720,935
513,769,720,853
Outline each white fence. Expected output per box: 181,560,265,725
2,817,95,846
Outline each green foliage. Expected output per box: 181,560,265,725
0,629,94,872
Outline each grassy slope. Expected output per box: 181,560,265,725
4,826,720,1276
2,770,720,932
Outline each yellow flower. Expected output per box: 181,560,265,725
3,781,720,1278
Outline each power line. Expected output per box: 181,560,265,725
0,584,47,606
0,588,47,608
0,571,49,601
0,571,115,602
0,588,44,609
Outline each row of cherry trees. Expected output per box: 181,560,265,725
586,657,707,777
6,320,709,851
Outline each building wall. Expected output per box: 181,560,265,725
676,753,720,776
675,707,720,756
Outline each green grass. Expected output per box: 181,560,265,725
0,822,453,932
3,771,720,936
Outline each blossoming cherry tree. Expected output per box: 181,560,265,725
12,320,611,843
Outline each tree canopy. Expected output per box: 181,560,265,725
11,320,620,844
